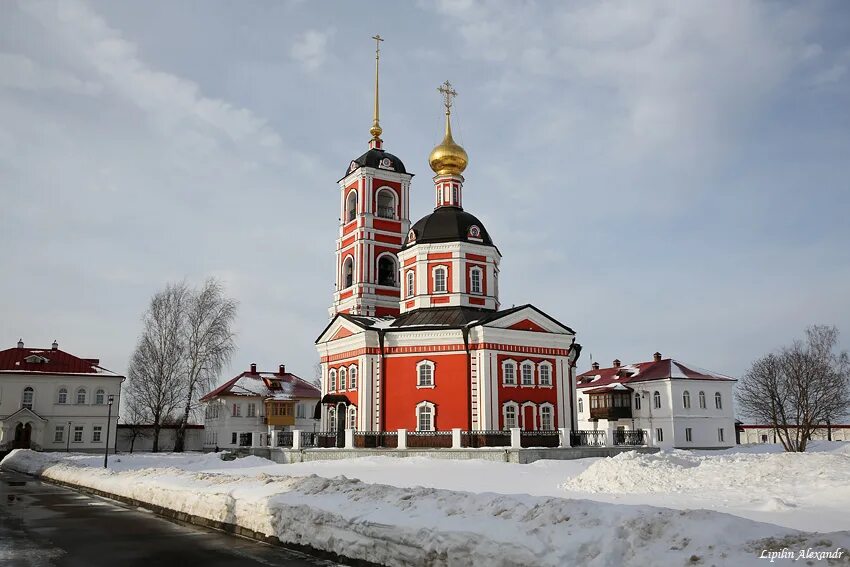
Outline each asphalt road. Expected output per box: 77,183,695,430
0,470,343,567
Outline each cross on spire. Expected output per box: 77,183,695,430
438,80,458,115
372,34,383,59
369,34,385,147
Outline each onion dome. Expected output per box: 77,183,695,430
429,80,468,176
402,207,494,250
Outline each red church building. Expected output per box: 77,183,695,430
316,44,580,436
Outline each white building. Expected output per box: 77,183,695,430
116,423,205,453
0,340,123,453
738,424,850,445
576,353,736,449
200,363,320,449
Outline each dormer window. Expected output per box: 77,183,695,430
25,354,49,364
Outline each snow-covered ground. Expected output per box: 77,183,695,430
3,444,849,566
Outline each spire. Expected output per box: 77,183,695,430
369,34,384,149
429,80,468,176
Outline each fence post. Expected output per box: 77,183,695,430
558,427,570,448
510,427,521,449
252,432,262,448
451,428,462,449
397,428,407,450
344,428,354,449
270,430,279,448
292,430,301,450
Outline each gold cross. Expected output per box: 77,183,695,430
438,80,458,113
372,34,383,59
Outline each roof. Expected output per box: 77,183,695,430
577,358,735,390
343,148,408,179
402,207,495,250
0,346,121,377
201,368,321,402
582,383,633,394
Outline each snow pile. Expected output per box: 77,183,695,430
4,450,850,566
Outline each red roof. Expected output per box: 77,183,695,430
200,367,321,402
0,345,119,376
577,358,734,390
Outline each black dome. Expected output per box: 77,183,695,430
343,148,407,178
403,207,495,249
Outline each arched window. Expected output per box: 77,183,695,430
378,256,396,287
22,386,34,410
634,393,641,410
470,267,482,295
95,389,105,405
376,188,396,219
503,403,519,429
699,391,706,409
653,391,661,409
76,388,87,404
683,390,691,409
348,406,357,430
715,392,722,409
416,401,435,431
540,404,554,430
539,363,552,386
58,387,68,404
342,257,354,288
346,191,357,222
502,360,517,385
521,362,534,386
339,368,347,390
417,360,435,387
452,186,459,205
406,270,415,298
349,366,357,389
327,408,336,432
577,397,584,413
433,267,447,293
329,369,337,392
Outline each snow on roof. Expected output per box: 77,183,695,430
577,358,735,389
201,368,320,402
0,346,121,377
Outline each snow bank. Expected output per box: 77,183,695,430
4,450,849,566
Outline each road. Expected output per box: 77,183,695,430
0,470,343,567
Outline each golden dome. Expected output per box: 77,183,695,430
429,113,468,176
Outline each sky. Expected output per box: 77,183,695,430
2,0,849,392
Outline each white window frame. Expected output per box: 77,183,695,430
73,426,84,443
717,428,725,442
376,253,397,287
715,392,722,410
539,403,554,431
520,361,535,387
342,256,355,289
247,402,256,417
685,427,693,442
327,408,337,432
469,266,483,295
502,402,519,430
348,406,357,430
339,367,347,390
232,403,241,417
634,393,641,410
92,425,103,443
538,362,553,387
655,427,663,443
653,390,661,409
376,187,397,220
95,389,105,405
577,397,584,414
416,401,435,431
432,265,448,294
699,391,706,409
349,365,357,389
416,360,435,389
501,359,517,386
54,425,64,443
683,390,691,409
345,190,357,222
57,387,68,405
406,270,415,298
76,387,87,405
329,369,337,392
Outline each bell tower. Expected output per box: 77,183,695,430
331,36,412,317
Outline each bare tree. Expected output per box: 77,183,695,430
125,283,188,452
122,397,153,454
173,279,237,452
737,325,850,452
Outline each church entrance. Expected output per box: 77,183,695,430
13,422,32,449
336,402,346,448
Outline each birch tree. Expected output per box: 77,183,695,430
737,325,850,452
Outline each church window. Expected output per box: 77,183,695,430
416,402,435,431
346,191,357,222
339,368,347,390
433,267,447,293
376,188,396,219
343,257,354,288
470,267,482,294
327,408,336,432
452,186,458,204
329,369,337,392
349,365,357,389
348,406,357,430
417,360,435,388
539,363,552,386
378,256,396,287
683,390,691,409
521,362,534,386
406,270,415,298
22,386,34,410
503,403,518,429
699,391,706,409
502,360,517,385
653,391,661,409
540,404,554,430
57,387,68,404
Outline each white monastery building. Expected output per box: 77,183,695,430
0,340,122,453
200,363,320,449
576,353,736,449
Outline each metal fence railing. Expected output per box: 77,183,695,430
613,429,646,446
353,431,398,449
520,430,561,448
570,430,606,447
406,430,453,448
461,430,511,448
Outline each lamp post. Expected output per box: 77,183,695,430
66,421,71,452
103,394,114,468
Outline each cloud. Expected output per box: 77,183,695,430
290,29,333,71
0,52,102,94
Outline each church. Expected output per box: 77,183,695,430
315,39,581,436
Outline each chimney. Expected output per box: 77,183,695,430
653,352,662,362
613,359,621,368
250,363,257,374
52,340,59,350
591,362,600,370
17,338,24,348
279,364,286,375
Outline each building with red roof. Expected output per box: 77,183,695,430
0,339,123,453
576,353,736,449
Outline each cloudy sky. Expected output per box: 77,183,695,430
2,0,849,391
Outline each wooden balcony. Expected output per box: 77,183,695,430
588,391,632,421
265,415,295,426
589,406,633,421
265,401,295,426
